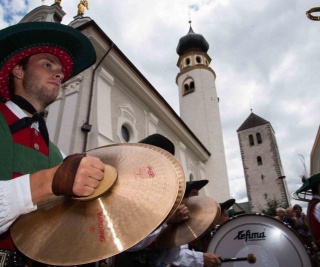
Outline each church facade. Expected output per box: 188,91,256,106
20,3,231,202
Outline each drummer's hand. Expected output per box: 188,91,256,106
72,155,105,196
203,253,221,267
166,204,189,224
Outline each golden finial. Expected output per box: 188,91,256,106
77,0,89,16
54,0,61,5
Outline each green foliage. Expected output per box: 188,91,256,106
260,198,288,216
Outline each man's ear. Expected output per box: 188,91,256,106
12,65,24,79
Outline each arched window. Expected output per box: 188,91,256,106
257,156,263,166
249,135,254,146
185,57,191,65
196,56,201,64
190,81,195,90
183,80,195,96
261,174,264,180
256,133,262,144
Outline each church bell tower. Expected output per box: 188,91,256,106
176,24,230,201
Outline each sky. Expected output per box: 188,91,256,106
1,0,319,211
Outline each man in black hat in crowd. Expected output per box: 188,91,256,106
157,180,222,267
0,22,105,265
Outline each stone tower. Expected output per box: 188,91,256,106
176,25,230,201
237,112,290,212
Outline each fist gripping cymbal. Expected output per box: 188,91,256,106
11,143,185,266
154,196,221,249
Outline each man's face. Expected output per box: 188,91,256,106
15,53,65,110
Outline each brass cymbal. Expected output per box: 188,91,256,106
154,196,221,249
11,143,185,266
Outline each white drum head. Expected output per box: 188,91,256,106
207,214,312,267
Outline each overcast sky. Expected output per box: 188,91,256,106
1,0,319,211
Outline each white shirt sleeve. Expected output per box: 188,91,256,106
0,175,37,234
158,244,204,267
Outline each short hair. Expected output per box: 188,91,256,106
276,207,286,213
292,204,302,211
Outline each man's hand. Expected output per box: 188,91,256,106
52,153,105,196
203,252,222,267
72,155,105,196
166,204,189,224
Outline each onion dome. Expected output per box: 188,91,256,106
176,25,209,56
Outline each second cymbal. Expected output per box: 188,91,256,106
154,196,221,248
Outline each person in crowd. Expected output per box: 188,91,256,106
0,21,106,266
275,207,295,228
157,180,222,267
188,198,236,254
292,204,314,247
286,206,297,224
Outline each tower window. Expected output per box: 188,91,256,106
256,133,262,144
183,80,195,96
264,193,268,199
261,174,264,180
196,56,201,64
249,135,254,146
185,58,191,65
257,156,263,166
190,81,195,90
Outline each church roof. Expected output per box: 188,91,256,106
237,112,270,132
176,25,209,56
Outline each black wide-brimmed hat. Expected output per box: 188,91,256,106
184,179,208,197
295,173,320,194
0,21,96,100
139,134,175,155
219,198,235,211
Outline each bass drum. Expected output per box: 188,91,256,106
207,213,312,267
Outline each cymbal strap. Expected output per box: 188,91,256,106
52,153,86,196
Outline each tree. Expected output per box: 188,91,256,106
260,197,287,216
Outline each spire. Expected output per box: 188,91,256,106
237,113,269,132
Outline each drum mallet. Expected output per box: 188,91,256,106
220,253,256,264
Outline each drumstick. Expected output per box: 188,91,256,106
220,253,256,264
